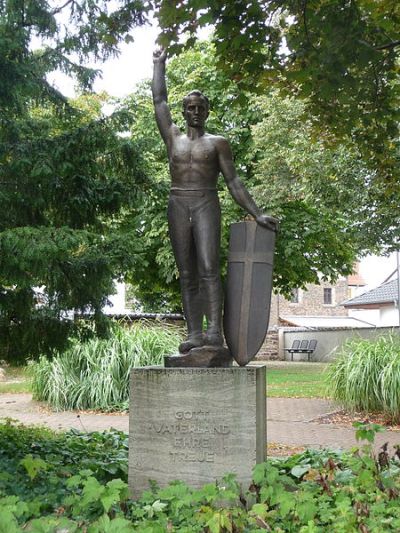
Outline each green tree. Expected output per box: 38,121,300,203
250,93,370,292
0,1,149,363
154,0,400,218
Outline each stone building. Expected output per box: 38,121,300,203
259,270,368,360
268,276,353,329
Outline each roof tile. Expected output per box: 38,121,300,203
342,279,399,307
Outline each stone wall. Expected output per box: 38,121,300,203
268,278,349,328
256,330,280,360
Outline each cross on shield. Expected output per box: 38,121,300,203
223,221,276,366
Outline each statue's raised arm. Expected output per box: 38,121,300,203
152,48,178,146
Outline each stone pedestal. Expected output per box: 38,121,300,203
129,366,266,498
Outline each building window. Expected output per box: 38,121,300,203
323,288,333,305
290,288,299,304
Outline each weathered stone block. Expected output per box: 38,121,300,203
129,366,266,498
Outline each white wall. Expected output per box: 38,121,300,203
280,326,397,362
380,306,399,327
348,306,400,327
348,308,380,326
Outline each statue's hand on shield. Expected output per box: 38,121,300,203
255,213,279,233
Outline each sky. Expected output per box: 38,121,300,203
48,23,398,292
48,23,159,98
359,253,398,289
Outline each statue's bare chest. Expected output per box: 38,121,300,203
169,137,218,167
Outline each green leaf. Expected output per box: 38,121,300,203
0,509,20,533
81,476,105,507
19,455,48,481
279,492,296,518
291,465,310,479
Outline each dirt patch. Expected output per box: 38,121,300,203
35,402,128,416
267,442,306,457
313,409,400,431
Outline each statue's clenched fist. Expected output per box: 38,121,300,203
153,47,167,63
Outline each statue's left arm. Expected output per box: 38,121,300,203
217,137,279,232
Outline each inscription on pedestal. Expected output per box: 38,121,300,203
148,408,230,464
129,367,266,497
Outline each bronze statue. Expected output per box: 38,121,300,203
152,48,278,357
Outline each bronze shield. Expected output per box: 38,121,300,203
223,221,275,366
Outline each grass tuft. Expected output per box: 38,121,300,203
327,334,400,422
31,322,182,411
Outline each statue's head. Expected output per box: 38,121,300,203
182,90,209,128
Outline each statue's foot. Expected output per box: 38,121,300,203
179,334,204,354
165,345,232,368
203,331,223,347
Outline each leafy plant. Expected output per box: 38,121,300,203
0,421,400,533
31,322,182,411
1,420,400,531
327,334,400,422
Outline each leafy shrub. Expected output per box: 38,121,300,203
327,334,400,421
31,322,182,411
0,419,128,516
1,420,400,532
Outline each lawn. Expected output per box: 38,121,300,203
266,362,329,398
0,361,330,399
0,366,32,394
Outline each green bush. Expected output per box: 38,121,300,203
31,322,182,411
327,334,400,421
1,420,400,532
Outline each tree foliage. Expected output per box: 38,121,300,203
0,1,149,362
250,92,384,289
154,0,400,215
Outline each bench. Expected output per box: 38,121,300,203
284,339,318,362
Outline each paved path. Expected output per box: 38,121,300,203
267,398,400,453
1,393,399,453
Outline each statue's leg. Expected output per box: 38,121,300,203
192,192,223,347
168,194,204,352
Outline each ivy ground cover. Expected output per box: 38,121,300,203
1,420,400,531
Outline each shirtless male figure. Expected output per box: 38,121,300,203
152,48,278,354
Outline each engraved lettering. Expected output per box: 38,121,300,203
146,407,232,466
148,421,231,436
214,424,230,435
174,436,211,448
175,410,210,420
169,451,215,463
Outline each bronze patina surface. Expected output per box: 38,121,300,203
152,48,278,366
224,221,275,366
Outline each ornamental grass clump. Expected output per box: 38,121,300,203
32,322,182,411
328,334,400,422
